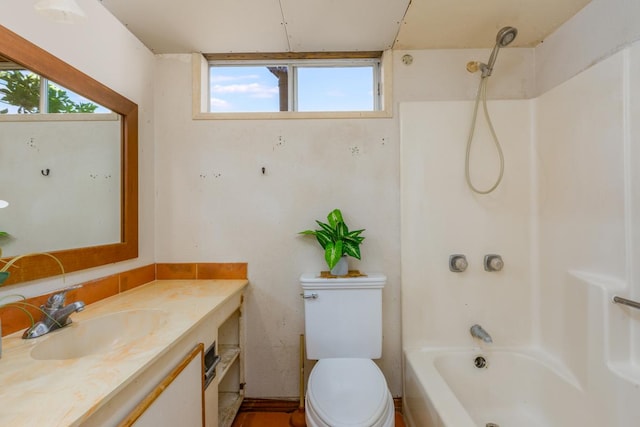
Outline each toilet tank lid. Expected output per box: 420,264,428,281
300,273,386,289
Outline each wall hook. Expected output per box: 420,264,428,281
41,168,50,176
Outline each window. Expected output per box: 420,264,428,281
207,54,383,114
0,58,109,115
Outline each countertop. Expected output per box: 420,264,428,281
0,279,248,426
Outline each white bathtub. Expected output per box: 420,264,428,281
403,348,605,427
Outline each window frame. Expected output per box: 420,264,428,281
193,51,393,120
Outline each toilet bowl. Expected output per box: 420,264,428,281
306,358,394,427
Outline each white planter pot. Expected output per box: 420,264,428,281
330,256,348,276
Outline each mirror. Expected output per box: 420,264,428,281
0,24,138,285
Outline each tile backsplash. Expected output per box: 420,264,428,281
0,262,247,336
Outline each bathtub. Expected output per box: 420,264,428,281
403,348,604,427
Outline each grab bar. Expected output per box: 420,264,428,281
613,296,640,310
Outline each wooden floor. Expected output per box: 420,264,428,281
231,411,406,427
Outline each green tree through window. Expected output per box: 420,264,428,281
0,70,99,114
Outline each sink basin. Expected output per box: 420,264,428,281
31,309,168,360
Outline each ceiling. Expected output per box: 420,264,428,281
98,0,592,54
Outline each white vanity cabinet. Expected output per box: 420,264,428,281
73,281,247,427
124,344,205,427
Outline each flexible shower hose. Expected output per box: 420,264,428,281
465,77,505,194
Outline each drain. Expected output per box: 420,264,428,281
486,423,500,427
474,355,487,369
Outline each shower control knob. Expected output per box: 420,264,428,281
449,254,468,273
484,254,504,272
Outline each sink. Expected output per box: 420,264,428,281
31,309,168,360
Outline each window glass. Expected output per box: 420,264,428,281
0,69,108,114
296,66,374,112
47,81,109,113
208,57,380,113
210,66,283,113
0,69,40,114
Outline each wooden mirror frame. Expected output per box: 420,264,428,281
0,25,138,285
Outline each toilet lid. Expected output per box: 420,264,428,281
307,358,390,426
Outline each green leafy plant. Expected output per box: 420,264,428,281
299,208,365,270
0,70,98,114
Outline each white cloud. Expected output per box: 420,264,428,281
210,97,232,110
212,83,278,98
211,74,261,83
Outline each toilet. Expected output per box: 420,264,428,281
301,273,394,427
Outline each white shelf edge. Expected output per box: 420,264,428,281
217,345,240,382
218,392,244,427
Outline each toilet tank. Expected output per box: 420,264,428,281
301,273,386,359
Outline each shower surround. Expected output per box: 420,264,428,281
400,39,640,425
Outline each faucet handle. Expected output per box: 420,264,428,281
484,254,504,272
45,292,67,309
449,254,468,272
45,284,82,309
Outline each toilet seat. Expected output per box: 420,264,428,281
306,358,394,427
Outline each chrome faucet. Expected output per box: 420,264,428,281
23,287,85,339
470,324,493,344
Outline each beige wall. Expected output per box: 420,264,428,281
400,99,534,349
154,54,402,397
152,43,537,398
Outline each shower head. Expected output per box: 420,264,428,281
496,26,518,47
481,26,518,77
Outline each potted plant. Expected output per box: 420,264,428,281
299,208,365,275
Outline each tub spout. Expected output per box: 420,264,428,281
470,324,493,343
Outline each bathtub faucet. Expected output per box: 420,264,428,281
470,324,493,343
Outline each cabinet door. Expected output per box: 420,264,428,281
120,344,205,427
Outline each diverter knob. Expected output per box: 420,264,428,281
449,254,468,273
484,254,504,272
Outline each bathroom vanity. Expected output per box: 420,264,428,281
0,279,248,427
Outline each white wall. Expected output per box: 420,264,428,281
393,48,535,101
0,1,156,298
400,0,640,422
533,32,640,427
534,0,640,420
400,100,534,349
2,0,639,409
152,39,538,398
535,0,640,95
151,16,541,399
153,54,402,397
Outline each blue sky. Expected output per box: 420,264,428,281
209,65,374,113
